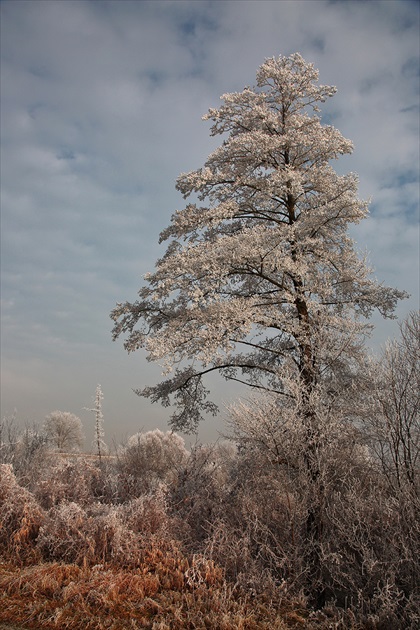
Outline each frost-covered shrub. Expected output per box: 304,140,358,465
36,501,116,565
0,464,44,562
117,429,188,495
167,442,239,549
0,414,19,465
110,491,173,567
33,456,103,509
120,488,169,536
366,312,420,498
8,424,50,489
214,393,420,625
199,450,306,596
36,490,174,568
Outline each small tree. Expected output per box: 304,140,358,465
85,385,107,461
43,411,84,453
368,311,419,495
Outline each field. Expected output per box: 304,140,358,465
1,415,419,628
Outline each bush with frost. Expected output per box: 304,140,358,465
202,391,420,626
0,464,44,562
167,441,239,549
117,429,189,495
33,456,103,509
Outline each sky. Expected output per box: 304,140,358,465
1,0,419,446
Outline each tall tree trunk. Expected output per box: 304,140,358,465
294,289,326,608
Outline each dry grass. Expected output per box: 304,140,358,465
0,460,298,629
0,558,296,629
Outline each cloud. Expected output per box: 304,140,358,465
1,0,418,443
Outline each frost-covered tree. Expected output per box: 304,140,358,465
112,53,406,434
85,385,106,461
118,429,188,492
43,411,84,452
368,311,419,495
0,411,19,465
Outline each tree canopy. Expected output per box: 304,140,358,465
111,53,406,433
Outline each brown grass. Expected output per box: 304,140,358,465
0,558,297,629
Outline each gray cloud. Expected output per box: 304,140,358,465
1,0,418,444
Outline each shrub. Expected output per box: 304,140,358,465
0,464,44,563
117,429,189,496
33,456,103,509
